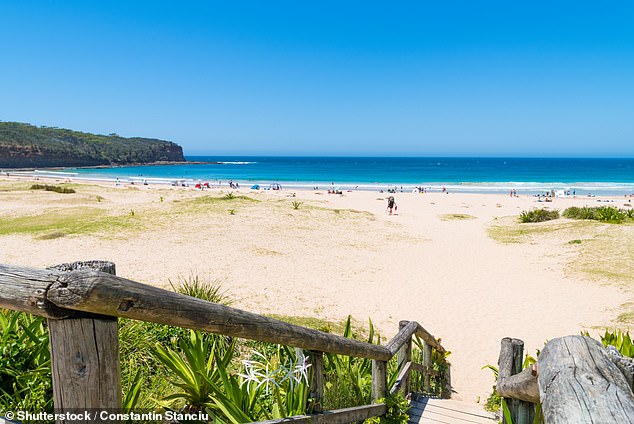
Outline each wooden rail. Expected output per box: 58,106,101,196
0,262,449,423
496,335,634,424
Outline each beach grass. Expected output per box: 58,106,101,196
487,216,599,243
439,213,477,221
0,207,143,238
489,216,634,289
175,193,259,213
617,303,634,324
569,223,634,286
0,181,34,192
266,314,349,334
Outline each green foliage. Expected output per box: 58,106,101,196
563,206,598,220
96,195,104,202
152,331,232,411
224,192,235,200
519,208,559,223
595,206,625,223
564,206,631,223
0,310,52,413
583,329,634,357
169,273,232,305
0,121,184,167
365,393,410,423
410,336,451,397
228,209,236,215
0,276,424,423
0,206,141,237
322,316,380,409
292,201,303,210
30,184,75,194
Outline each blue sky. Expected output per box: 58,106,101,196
1,1,633,156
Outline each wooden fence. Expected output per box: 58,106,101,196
496,336,634,424
0,261,449,423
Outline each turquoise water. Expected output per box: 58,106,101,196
58,156,634,195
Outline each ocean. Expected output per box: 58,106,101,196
36,156,634,195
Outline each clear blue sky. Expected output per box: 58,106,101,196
1,1,633,156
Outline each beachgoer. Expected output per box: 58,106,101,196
387,196,396,215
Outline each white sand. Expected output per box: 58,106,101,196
0,176,631,404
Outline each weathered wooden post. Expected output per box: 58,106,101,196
443,362,452,399
422,342,432,393
307,350,324,413
372,360,387,402
47,261,121,422
538,335,634,423
396,321,412,394
498,338,535,424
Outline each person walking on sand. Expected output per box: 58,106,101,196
387,196,396,215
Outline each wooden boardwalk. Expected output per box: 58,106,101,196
408,397,498,424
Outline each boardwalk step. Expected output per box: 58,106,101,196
408,397,497,424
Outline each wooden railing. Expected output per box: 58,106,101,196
496,336,634,424
0,261,449,423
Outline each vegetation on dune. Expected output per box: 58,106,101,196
0,207,142,237
487,216,597,244
438,213,477,221
570,223,634,286
30,184,76,194
519,208,559,223
0,121,184,167
563,205,634,224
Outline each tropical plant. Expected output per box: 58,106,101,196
292,201,303,210
224,192,235,200
595,206,625,223
323,316,380,409
364,392,410,423
169,273,232,305
564,206,631,223
152,330,232,412
0,310,52,413
519,209,559,223
583,329,634,357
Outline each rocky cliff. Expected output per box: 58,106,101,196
0,122,185,168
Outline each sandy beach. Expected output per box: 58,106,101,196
0,176,632,405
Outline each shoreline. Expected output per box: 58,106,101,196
3,169,634,197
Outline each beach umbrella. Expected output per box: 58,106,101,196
251,184,260,190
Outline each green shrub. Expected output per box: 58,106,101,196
519,208,559,223
564,206,627,223
584,329,634,357
563,206,597,220
595,206,625,223
30,184,75,194
169,273,232,305
292,201,303,210
0,310,53,413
